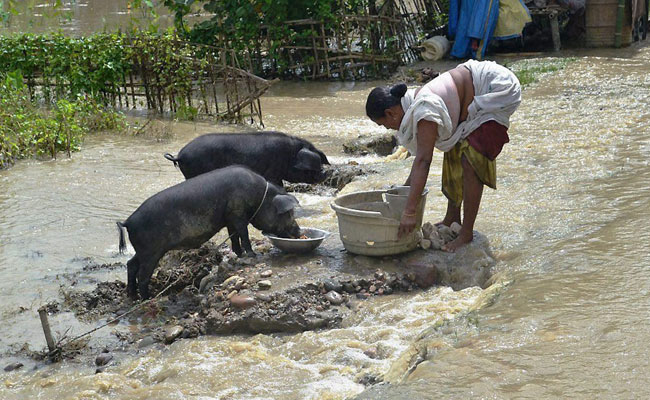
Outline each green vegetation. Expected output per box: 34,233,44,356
165,0,343,44
0,31,219,167
163,0,367,77
162,0,444,78
0,32,206,108
507,57,576,86
0,33,131,104
0,70,125,168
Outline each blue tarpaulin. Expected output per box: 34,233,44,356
448,0,530,59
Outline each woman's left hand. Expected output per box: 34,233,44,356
398,213,417,239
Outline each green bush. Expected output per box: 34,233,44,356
0,70,125,169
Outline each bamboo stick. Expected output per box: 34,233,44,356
38,307,56,353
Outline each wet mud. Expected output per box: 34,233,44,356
32,232,493,367
285,162,376,195
343,133,397,156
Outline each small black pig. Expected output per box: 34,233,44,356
164,131,330,185
117,165,300,299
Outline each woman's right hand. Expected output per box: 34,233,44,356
398,212,417,239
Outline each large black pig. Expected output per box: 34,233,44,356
164,131,330,185
117,165,300,299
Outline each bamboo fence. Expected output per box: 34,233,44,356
248,0,444,79
21,39,271,125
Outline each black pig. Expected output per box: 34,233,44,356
117,165,300,299
164,131,330,185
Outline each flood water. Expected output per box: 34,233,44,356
3,2,650,399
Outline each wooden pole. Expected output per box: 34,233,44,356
38,307,56,353
320,24,332,78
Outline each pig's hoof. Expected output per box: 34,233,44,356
242,251,257,258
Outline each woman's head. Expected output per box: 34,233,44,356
366,83,407,130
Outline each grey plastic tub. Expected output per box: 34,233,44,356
330,187,428,256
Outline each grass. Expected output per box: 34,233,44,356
506,57,577,86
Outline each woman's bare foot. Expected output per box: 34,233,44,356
442,229,473,252
436,215,461,227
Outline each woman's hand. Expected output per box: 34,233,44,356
398,212,417,238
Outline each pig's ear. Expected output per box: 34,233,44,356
293,148,322,171
273,194,300,214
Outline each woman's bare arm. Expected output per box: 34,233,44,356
398,119,438,238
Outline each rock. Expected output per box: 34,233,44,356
260,269,273,278
230,295,257,309
421,222,435,239
324,291,344,305
342,282,356,293
234,277,246,290
364,347,378,359
222,275,240,286
323,279,343,293
430,235,445,250
257,280,272,290
420,239,432,250
4,362,23,372
95,367,105,374
227,290,238,299
95,353,113,367
438,225,457,242
408,263,438,289
164,325,184,344
421,222,456,249
198,266,220,293
343,133,397,156
256,293,272,302
137,336,156,349
321,164,374,191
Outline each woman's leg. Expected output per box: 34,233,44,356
443,154,483,252
440,201,461,227
440,145,463,226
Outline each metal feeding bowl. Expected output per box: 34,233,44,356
265,228,330,253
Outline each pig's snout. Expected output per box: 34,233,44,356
289,223,301,238
276,222,301,238
315,170,327,183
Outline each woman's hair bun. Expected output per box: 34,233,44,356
389,83,408,98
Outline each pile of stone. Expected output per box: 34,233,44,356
419,222,462,250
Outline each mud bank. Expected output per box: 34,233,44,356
343,133,397,157
285,162,376,195
28,230,495,371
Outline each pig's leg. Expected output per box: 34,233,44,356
232,221,256,257
137,252,163,300
126,255,140,299
227,225,243,256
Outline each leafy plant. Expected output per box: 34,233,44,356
0,70,125,168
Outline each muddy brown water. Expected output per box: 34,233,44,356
3,2,650,398
1,0,173,34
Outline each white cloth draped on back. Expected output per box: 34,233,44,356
395,59,521,154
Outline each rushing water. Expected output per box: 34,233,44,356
3,2,650,398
